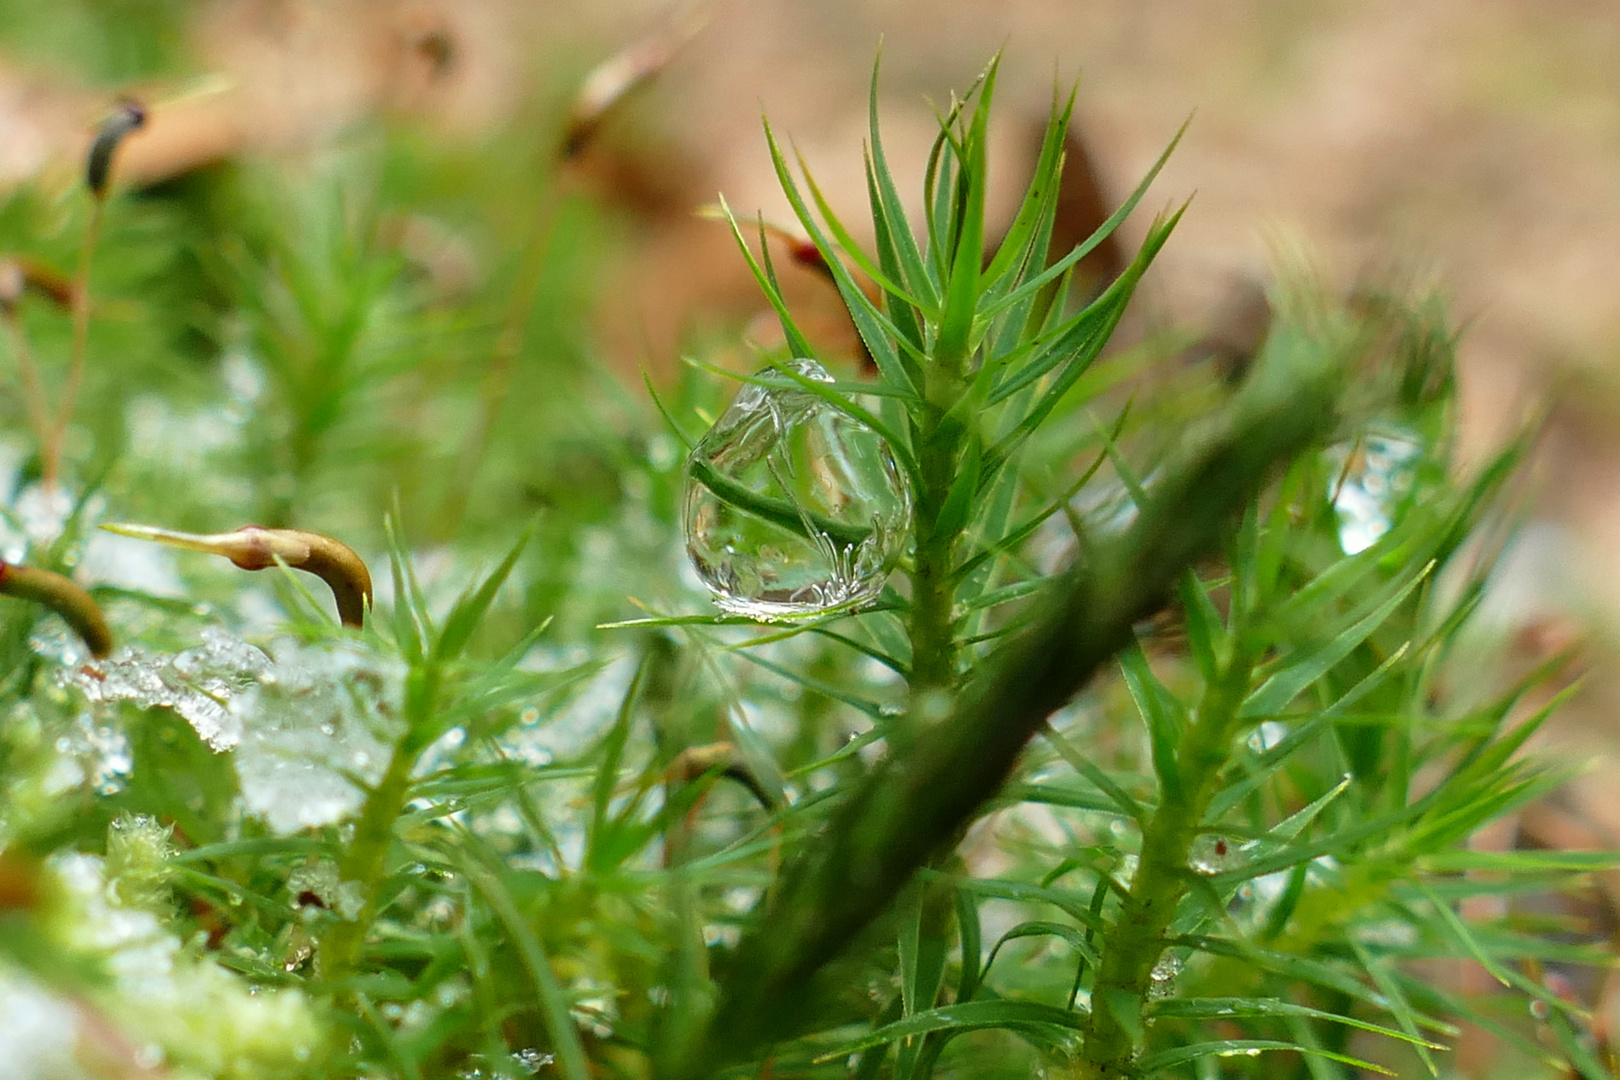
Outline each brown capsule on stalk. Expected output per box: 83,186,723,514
668,741,777,810
101,523,372,629
86,99,147,199
0,560,113,658
562,6,708,160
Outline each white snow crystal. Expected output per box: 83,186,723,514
230,638,404,835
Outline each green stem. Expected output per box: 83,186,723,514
1075,641,1257,1077
907,371,966,706
321,666,440,983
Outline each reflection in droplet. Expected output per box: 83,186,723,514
683,359,911,619
1332,428,1421,555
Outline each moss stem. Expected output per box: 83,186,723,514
906,368,966,716
322,664,440,983
1075,640,1257,1077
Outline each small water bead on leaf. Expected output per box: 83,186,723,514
511,1049,555,1075
1331,427,1422,554
682,358,911,619
1148,954,1182,1000
1188,834,1242,875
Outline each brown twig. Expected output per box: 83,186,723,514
0,560,113,658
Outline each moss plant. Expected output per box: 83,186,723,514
0,24,1613,1080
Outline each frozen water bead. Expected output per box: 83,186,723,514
683,359,911,619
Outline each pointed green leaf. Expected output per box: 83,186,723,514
435,524,534,662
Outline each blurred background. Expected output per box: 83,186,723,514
1,0,1618,1037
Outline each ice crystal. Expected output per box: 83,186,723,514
66,627,271,751
13,483,75,550
1332,428,1420,555
1148,954,1182,1000
67,629,404,834
230,639,404,835
50,853,322,1077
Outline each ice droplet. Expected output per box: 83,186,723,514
682,359,910,619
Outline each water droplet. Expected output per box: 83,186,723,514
512,1049,555,1074
1189,834,1237,875
1148,954,1181,999
683,359,911,619
1332,428,1422,554
1529,998,1551,1021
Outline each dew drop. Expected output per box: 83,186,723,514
1332,428,1421,555
1148,954,1181,999
1189,834,1238,875
512,1048,555,1074
682,359,911,619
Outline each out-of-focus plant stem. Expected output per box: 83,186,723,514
0,302,53,459
437,183,565,538
48,197,103,489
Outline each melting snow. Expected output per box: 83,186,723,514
66,629,405,834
